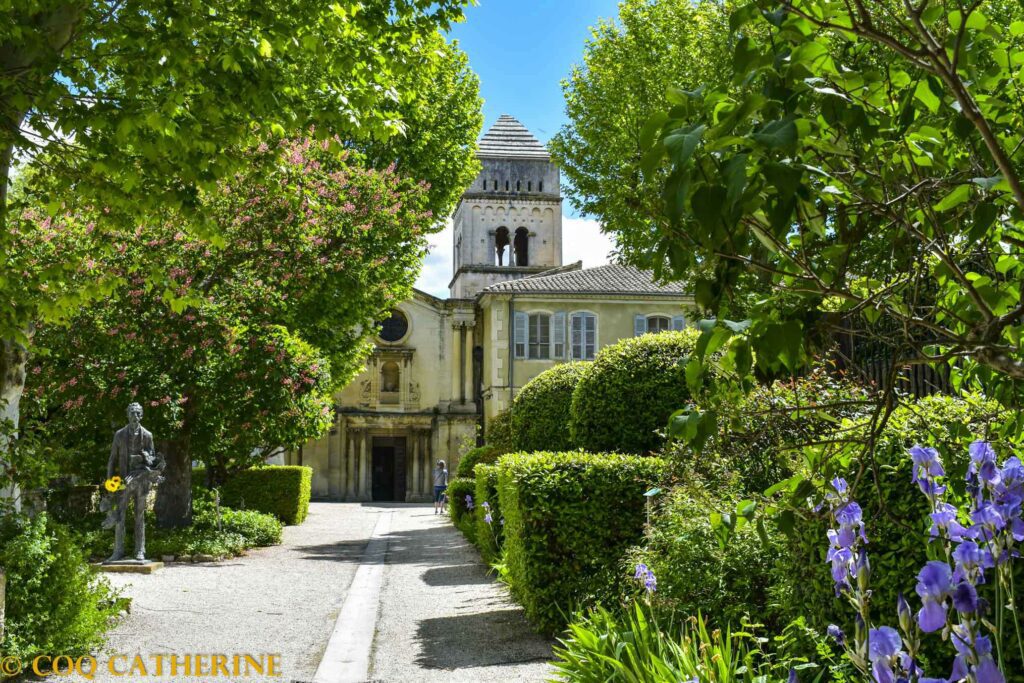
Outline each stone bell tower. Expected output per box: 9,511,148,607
449,114,563,298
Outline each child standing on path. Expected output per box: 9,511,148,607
433,460,449,514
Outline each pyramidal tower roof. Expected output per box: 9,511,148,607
477,114,550,160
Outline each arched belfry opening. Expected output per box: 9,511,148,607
450,114,562,298
514,227,529,266
495,226,511,265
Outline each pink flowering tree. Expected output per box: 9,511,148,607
23,139,433,526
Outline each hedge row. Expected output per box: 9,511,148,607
455,444,502,479
498,330,701,456
496,451,665,634
510,362,590,452
446,477,477,544
220,465,312,525
473,464,503,563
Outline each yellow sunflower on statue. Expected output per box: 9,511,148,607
104,475,124,492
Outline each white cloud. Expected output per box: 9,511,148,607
415,220,454,299
413,214,617,299
562,215,616,269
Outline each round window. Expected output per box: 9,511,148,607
378,310,409,343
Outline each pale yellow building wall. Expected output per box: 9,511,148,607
478,293,695,423
292,292,479,501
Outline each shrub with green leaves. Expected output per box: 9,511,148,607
446,476,477,544
474,464,503,563
511,362,591,452
76,489,284,559
220,465,312,525
0,514,123,660
455,444,502,479
783,394,1008,646
570,330,700,453
497,451,665,634
218,507,283,547
671,367,871,494
627,485,789,630
485,409,516,451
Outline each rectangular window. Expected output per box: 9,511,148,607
647,316,671,333
571,313,597,360
528,314,550,359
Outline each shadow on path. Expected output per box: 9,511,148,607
296,520,464,567
414,610,553,670
421,564,493,587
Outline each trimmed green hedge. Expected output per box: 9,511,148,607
569,330,700,453
473,464,503,563
455,444,502,479
447,477,477,544
485,409,516,451
497,451,665,634
220,465,312,525
511,363,591,452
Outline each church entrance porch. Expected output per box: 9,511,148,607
371,436,407,502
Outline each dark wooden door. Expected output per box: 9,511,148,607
371,436,407,501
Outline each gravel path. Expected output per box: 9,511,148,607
75,503,380,683
71,503,552,683
370,505,553,682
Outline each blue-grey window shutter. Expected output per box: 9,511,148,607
672,315,685,331
514,311,528,359
552,311,566,358
634,314,647,337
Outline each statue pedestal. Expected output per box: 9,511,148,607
95,561,164,574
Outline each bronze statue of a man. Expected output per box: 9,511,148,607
105,402,164,562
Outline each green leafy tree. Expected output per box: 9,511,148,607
24,139,434,526
0,0,469,466
582,0,1024,442
549,0,736,258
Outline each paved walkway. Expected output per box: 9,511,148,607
76,503,552,683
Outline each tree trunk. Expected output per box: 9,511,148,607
155,437,192,528
0,338,28,513
154,403,194,528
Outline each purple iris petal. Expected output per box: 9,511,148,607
634,563,648,579
871,660,894,683
915,561,952,632
916,561,953,595
973,637,1005,683
827,624,844,644
952,540,994,583
969,441,1000,485
930,502,970,540
975,658,1005,683
952,581,978,613
868,626,902,661
917,600,947,632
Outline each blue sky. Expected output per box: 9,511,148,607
415,0,621,297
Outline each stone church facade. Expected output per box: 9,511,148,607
288,116,693,501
